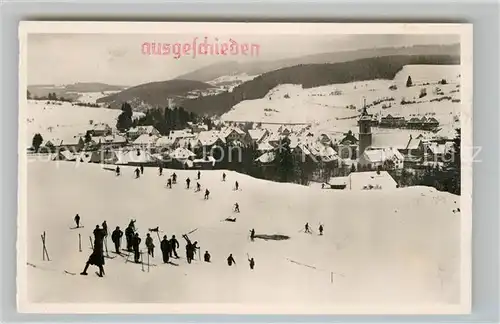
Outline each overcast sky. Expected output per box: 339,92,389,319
27,34,459,86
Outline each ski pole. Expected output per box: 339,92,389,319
78,233,82,252
89,236,93,250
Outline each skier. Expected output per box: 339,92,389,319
135,168,140,179
132,233,142,263
195,182,201,192
234,203,240,213
172,173,177,184
250,228,255,242
235,181,239,191
304,222,311,234
128,219,136,231
140,165,144,175
204,189,210,200
204,251,211,262
248,257,255,270
116,166,120,176
111,226,123,254
102,220,108,238
222,172,226,181
186,177,191,189
169,235,179,258
93,225,102,238
81,225,105,277
160,235,170,263
197,170,201,180
319,224,324,236
166,178,172,189
125,224,135,252
74,214,81,228
145,233,155,258
227,253,236,266
182,234,196,264
159,165,163,176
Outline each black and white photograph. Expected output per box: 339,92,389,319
17,22,472,314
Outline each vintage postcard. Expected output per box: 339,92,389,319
17,22,473,314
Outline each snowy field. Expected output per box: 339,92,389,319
73,91,121,104
24,100,144,149
24,161,462,306
221,65,461,135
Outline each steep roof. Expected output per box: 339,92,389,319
347,171,398,190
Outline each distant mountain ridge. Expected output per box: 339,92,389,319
28,83,127,101
180,54,460,116
96,79,213,111
175,44,460,82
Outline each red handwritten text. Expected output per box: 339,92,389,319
141,37,260,59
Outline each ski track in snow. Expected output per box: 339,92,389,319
25,161,461,305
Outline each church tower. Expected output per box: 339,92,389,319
358,99,372,156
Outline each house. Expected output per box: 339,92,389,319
60,136,85,152
346,170,398,190
96,134,127,150
169,147,196,168
155,136,176,150
192,156,217,169
221,127,250,145
255,151,276,164
90,123,112,137
379,114,406,128
133,134,159,149
52,150,76,161
127,125,160,140
425,142,455,163
335,130,358,160
358,148,405,170
248,129,269,144
197,131,226,149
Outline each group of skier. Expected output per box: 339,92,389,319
76,168,327,278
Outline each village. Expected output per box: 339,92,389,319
28,100,458,192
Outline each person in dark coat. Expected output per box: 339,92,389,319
186,177,191,189
167,178,172,189
250,228,255,242
169,235,179,258
74,214,80,228
160,235,170,263
145,233,155,258
319,224,324,236
248,257,255,270
102,221,108,238
304,222,311,233
197,170,201,180
140,165,144,174
222,172,226,181
132,233,142,263
234,181,239,191
227,254,236,266
111,226,123,254
81,226,105,277
204,189,210,200
183,234,196,264
135,168,140,179
125,225,134,252
204,251,211,262
234,203,240,213
116,166,120,176
159,165,163,176
195,182,201,192
172,173,177,184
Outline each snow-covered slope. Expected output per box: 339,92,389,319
24,161,462,307
24,100,144,149
73,91,122,104
221,65,461,133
